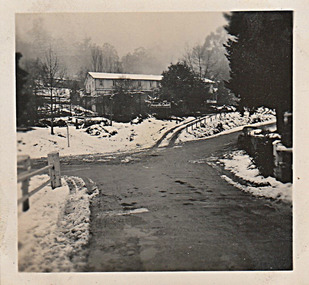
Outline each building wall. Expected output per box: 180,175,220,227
85,75,96,96
93,78,160,93
83,74,161,118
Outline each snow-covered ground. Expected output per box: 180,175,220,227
208,150,292,203
18,175,98,272
17,109,275,159
17,117,190,159
177,109,275,143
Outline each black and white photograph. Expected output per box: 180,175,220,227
15,11,293,273
2,0,309,283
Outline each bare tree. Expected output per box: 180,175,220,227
192,44,206,79
40,47,66,135
182,27,230,81
90,45,103,72
90,43,121,73
101,43,120,72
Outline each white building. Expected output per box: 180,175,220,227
83,72,162,116
85,72,162,97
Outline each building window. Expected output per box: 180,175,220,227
150,81,153,88
113,80,116,86
99,79,104,86
138,80,141,87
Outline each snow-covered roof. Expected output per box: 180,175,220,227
88,72,163,81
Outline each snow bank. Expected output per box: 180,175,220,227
177,110,275,143
17,110,275,159
18,175,97,272
17,117,184,158
209,150,292,203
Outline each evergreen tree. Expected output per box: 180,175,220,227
160,62,209,114
112,79,135,121
216,80,237,106
224,12,292,135
24,58,44,124
16,53,29,127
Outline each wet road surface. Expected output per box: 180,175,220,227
62,130,292,271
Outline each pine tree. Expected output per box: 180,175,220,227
224,12,292,135
160,62,209,114
16,53,29,127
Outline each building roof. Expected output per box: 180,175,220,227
88,72,163,81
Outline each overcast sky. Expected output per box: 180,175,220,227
16,12,227,63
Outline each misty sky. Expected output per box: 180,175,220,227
16,12,228,76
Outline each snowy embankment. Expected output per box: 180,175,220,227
17,117,191,159
177,108,275,143
17,109,275,159
208,150,292,203
18,175,98,272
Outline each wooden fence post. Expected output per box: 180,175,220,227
48,152,61,189
67,125,70,147
19,155,31,211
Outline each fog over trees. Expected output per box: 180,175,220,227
16,18,169,79
182,27,230,82
16,15,229,82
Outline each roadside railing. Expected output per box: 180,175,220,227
17,152,62,212
185,112,234,132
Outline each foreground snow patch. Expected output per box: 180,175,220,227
18,175,97,272
210,150,292,203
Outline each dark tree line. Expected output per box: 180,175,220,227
224,11,292,139
16,49,68,131
16,53,30,127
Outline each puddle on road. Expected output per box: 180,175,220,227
103,207,149,216
115,208,149,216
121,202,137,207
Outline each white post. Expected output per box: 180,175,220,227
48,152,62,189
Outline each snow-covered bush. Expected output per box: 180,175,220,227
85,124,118,137
72,105,97,116
82,117,110,128
37,118,68,127
130,116,143,125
